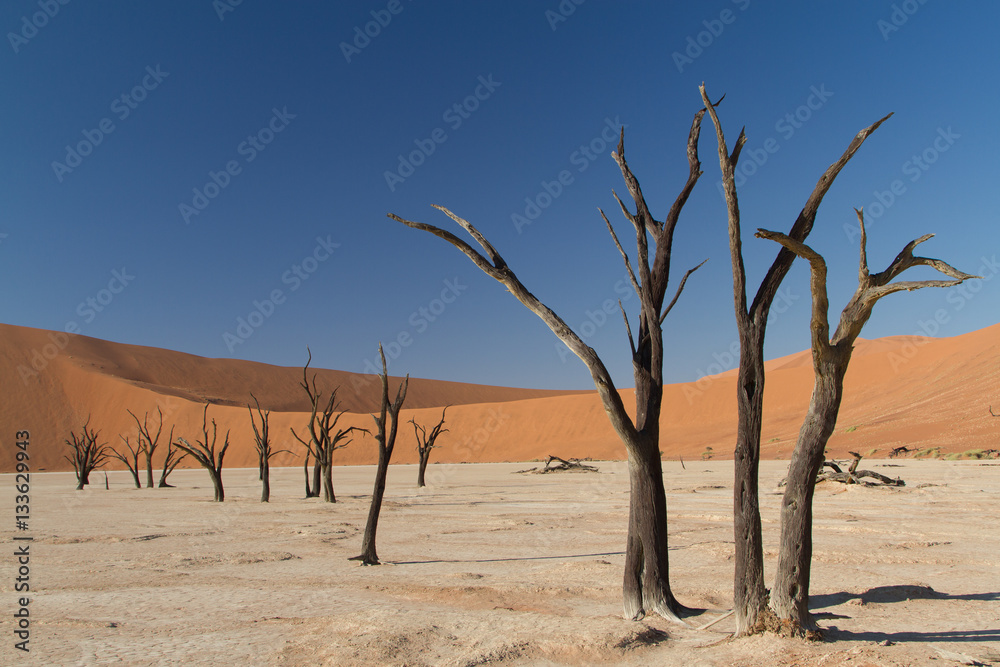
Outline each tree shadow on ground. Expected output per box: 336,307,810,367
391,551,625,565
811,584,1000,609
810,585,1000,644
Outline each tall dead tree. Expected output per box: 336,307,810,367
350,344,408,565
412,406,448,487
175,403,230,502
757,210,976,633
291,350,366,503
110,435,144,488
699,83,893,635
127,408,168,488
249,394,288,502
64,416,111,490
390,117,708,621
158,430,186,488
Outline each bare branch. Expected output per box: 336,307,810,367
755,229,830,347
619,300,636,356
660,258,708,323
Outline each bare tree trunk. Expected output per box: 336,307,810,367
211,471,225,502
417,450,430,487
322,456,336,503
312,459,321,498
303,449,313,497
357,447,389,564
622,435,684,620
771,353,848,630
145,449,155,488
261,462,270,503
351,344,408,566
732,332,769,632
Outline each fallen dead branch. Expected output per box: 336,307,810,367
516,455,600,474
779,452,904,487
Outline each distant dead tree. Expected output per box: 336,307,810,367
291,350,366,503
64,416,111,490
110,434,144,489
411,406,448,487
126,408,169,488
175,403,231,502
351,344,408,565
700,83,893,635
391,118,707,621
158,431,186,488
757,210,976,634
249,394,289,503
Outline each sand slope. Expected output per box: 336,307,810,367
1,321,998,473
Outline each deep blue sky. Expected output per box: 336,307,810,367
3,1,998,390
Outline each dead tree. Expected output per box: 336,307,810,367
757,210,976,634
158,429,186,487
815,453,904,486
700,83,892,635
126,408,168,488
390,118,707,622
110,435,144,489
291,350,365,503
64,416,111,490
249,394,289,503
175,403,230,502
411,406,448,487
351,344,408,565
517,455,600,474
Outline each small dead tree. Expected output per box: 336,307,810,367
390,120,707,621
64,416,111,490
127,408,168,488
411,406,448,487
291,350,366,503
158,429,186,487
110,435,144,489
351,344,408,565
700,83,893,635
175,403,230,502
756,211,977,634
249,394,289,503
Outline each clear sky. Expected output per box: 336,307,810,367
3,0,998,390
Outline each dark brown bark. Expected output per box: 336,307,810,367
110,436,144,489
412,407,448,488
157,428,185,488
292,349,365,503
389,115,707,622
250,394,287,503
351,344,408,565
700,84,895,635
175,403,230,502
64,416,111,490
127,408,166,489
758,210,977,633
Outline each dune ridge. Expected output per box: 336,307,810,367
2,322,997,473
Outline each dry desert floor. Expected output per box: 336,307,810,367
2,460,999,666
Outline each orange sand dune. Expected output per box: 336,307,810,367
1,322,998,473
